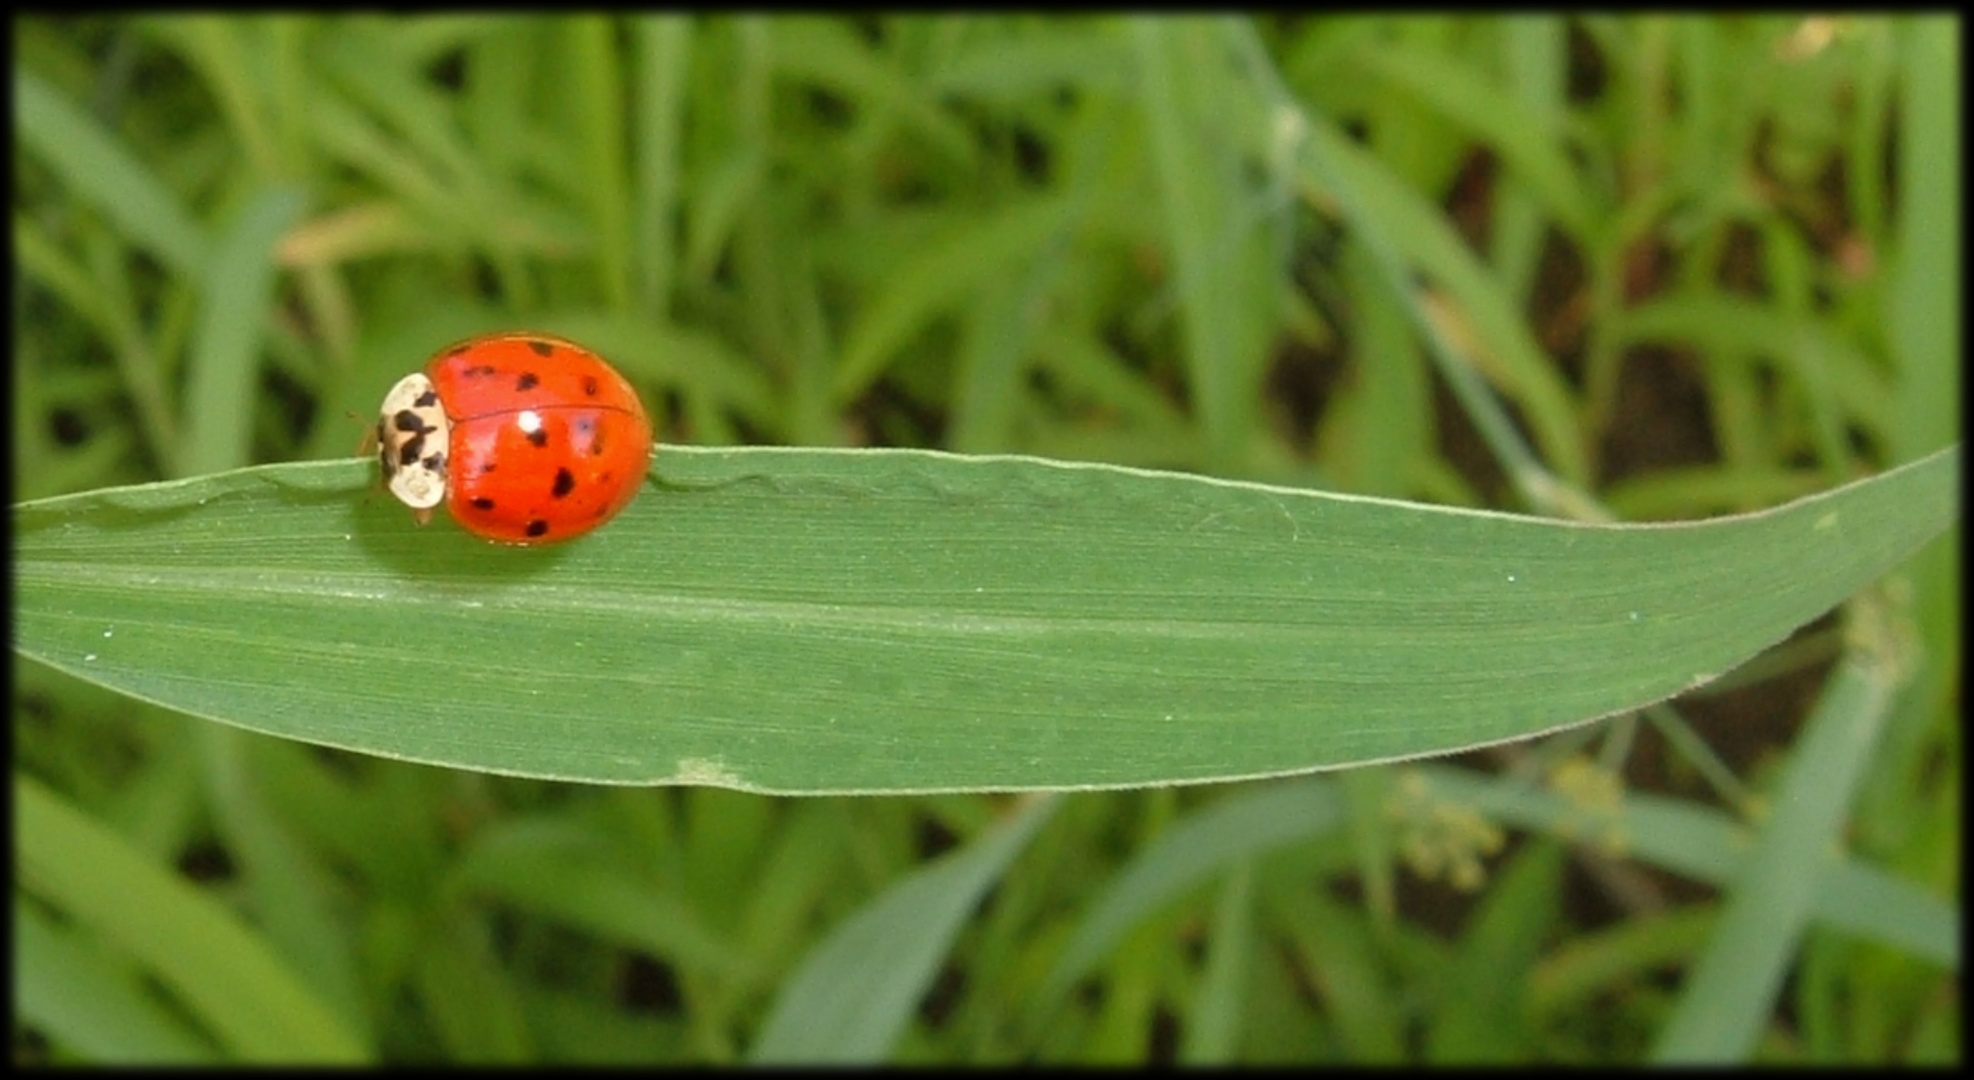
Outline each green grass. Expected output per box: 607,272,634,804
13,14,1960,1064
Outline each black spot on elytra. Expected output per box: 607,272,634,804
526,339,554,357
582,375,600,396
551,468,575,498
517,372,539,391
471,497,496,510
526,520,550,538
526,427,549,448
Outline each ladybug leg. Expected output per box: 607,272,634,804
351,410,376,457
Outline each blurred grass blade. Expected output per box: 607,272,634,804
449,817,750,978
1133,18,1272,471
412,917,533,1062
14,897,220,1064
1180,861,1255,1065
768,17,977,169
14,69,209,274
1428,840,1563,1061
195,723,369,1045
1042,779,1345,1004
832,196,1078,404
1352,39,1596,245
748,795,1058,1063
182,187,308,477
1420,763,1959,969
631,15,693,316
567,15,632,312
16,775,370,1064
1223,15,1592,497
10,444,1960,793
1652,635,1905,1063
1889,15,1960,461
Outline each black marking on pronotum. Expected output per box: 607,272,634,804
388,408,440,465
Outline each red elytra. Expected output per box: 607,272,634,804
377,332,654,545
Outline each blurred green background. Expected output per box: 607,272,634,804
13,14,1959,1063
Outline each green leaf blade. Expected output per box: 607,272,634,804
11,446,1958,793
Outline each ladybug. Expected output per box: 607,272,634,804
377,332,653,545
